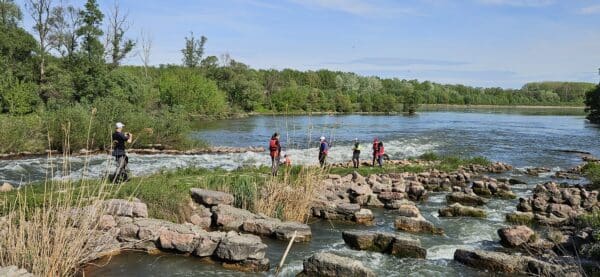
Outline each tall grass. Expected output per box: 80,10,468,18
254,167,325,222
0,112,118,276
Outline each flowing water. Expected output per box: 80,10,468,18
4,107,599,276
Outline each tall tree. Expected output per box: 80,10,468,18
181,32,206,68
105,0,134,69
26,0,53,85
77,0,104,64
48,2,81,58
73,0,105,101
138,29,152,78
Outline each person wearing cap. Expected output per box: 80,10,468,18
351,138,361,168
112,122,133,183
318,136,329,167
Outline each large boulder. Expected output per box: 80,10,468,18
498,225,536,248
394,216,443,235
103,199,148,218
273,221,312,242
214,232,270,272
212,204,258,231
190,188,234,206
215,231,267,261
446,192,488,206
438,203,486,218
299,252,376,277
342,231,426,259
454,249,527,273
454,249,581,276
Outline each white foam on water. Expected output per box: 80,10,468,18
427,244,475,260
1,139,438,184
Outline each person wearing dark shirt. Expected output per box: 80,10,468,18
112,122,132,183
352,138,361,168
319,136,329,167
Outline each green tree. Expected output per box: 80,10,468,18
72,0,106,102
159,68,228,117
0,0,21,27
181,32,206,68
585,85,600,124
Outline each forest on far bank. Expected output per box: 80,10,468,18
0,0,597,153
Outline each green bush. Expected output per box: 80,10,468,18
0,114,45,153
583,162,600,189
159,68,228,117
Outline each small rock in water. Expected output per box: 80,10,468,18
342,230,426,259
498,225,536,248
438,203,486,218
298,252,376,277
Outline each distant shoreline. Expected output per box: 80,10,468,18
246,104,585,116
421,104,585,109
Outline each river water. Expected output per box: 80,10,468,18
1,107,597,185
4,107,599,276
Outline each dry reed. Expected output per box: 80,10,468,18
0,112,119,276
254,166,325,222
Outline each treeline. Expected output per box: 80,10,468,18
0,0,596,153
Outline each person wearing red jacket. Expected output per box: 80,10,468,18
269,133,282,176
372,138,379,166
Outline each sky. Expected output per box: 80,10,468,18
18,0,600,88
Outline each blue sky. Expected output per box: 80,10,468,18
18,0,600,88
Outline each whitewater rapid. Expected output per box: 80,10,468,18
0,139,437,185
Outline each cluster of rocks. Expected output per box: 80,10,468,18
522,167,552,176
446,191,488,206
0,266,34,277
511,182,599,226
91,198,271,272
454,249,581,276
342,230,426,258
461,162,513,173
471,177,516,199
189,188,312,242
393,200,443,234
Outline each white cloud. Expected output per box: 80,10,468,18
579,4,600,14
477,0,555,7
288,0,415,16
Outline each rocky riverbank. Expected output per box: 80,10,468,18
5,157,599,276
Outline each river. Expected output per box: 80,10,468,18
4,107,599,276
1,107,597,185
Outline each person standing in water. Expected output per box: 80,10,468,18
352,138,361,168
372,138,379,166
377,140,385,167
318,136,329,167
269,133,282,176
112,122,133,183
